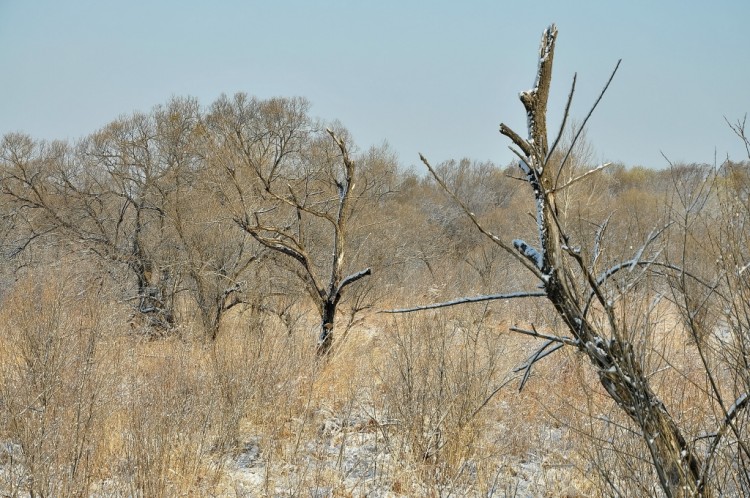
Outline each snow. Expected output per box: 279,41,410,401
534,194,547,265
739,262,750,276
585,340,608,362
218,404,584,497
519,159,532,175
513,239,543,269
728,393,749,417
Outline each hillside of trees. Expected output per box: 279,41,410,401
1,25,749,497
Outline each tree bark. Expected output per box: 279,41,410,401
317,301,336,356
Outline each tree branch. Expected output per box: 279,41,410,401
382,291,545,314
514,340,566,391
509,325,579,346
419,153,544,279
702,392,750,481
552,162,612,193
549,73,577,174
336,267,372,295
557,59,621,175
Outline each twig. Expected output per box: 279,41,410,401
509,325,578,346
552,162,612,193
557,59,621,175
550,73,577,183
419,153,544,279
515,340,565,391
702,392,750,480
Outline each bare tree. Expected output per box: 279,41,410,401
1,112,181,332
391,25,721,496
208,95,371,355
78,112,181,331
168,154,262,340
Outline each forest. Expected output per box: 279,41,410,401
1,25,749,497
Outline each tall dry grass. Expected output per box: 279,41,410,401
0,263,738,497
0,267,320,497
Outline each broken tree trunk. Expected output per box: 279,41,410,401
498,25,704,497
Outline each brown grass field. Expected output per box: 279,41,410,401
0,262,726,497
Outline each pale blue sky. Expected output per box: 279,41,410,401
1,1,748,168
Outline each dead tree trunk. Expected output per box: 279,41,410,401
129,206,175,332
401,25,706,497
499,25,703,497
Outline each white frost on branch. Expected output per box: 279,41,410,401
585,339,609,364
518,159,532,175
383,290,546,314
523,89,538,142
596,259,644,287
513,239,543,269
553,162,612,193
336,267,372,295
739,261,750,276
534,193,548,268
728,393,749,419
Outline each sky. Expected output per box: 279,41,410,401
1,1,748,170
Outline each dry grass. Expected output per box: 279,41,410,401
0,267,738,497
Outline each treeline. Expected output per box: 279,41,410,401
0,93,747,347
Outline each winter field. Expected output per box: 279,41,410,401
1,25,750,497
0,280,713,497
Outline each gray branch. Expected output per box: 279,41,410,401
702,392,750,479
382,291,546,314
336,267,372,295
509,325,578,346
